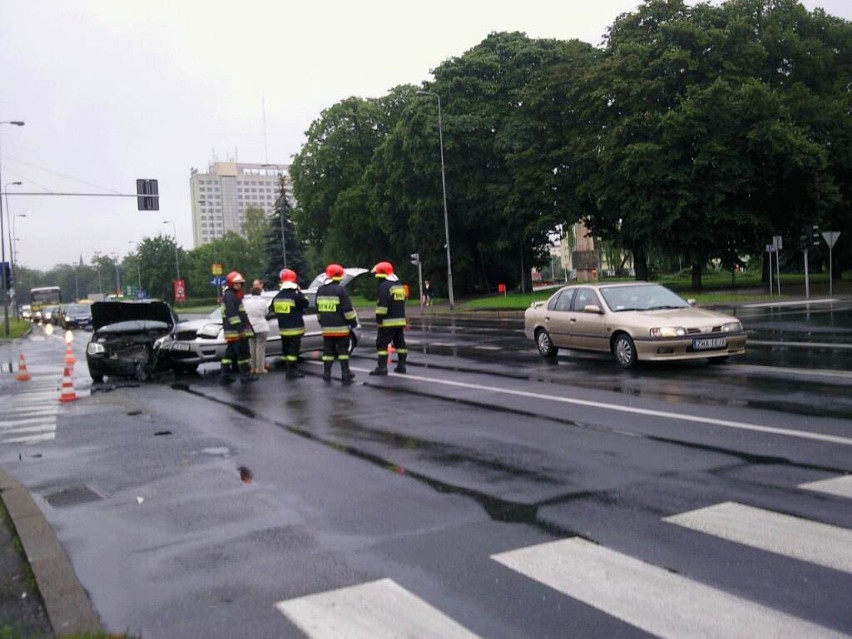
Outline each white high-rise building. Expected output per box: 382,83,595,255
189,161,290,247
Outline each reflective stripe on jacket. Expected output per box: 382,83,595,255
376,279,407,328
316,280,357,337
273,285,309,337
221,288,253,341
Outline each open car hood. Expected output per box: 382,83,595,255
304,267,369,292
91,301,175,331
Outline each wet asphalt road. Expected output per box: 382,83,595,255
1,301,850,638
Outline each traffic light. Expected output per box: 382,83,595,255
1,262,11,291
410,253,420,266
810,225,821,248
136,179,159,211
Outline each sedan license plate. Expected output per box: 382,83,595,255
692,337,727,351
171,343,191,352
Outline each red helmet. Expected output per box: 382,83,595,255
325,263,345,280
279,268,297,283
371,261,394,277
226,271,245,286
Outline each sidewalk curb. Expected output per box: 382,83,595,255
0,469,103,637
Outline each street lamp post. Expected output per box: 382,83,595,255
110,254,121,296
415,91,454,310
3,181,22,319
0,120,25,336
263,164,287,268
128,241,142,290
163,220,180,282
12,214,25,268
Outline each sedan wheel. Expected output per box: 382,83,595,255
536,329,558,358
612,333,637,369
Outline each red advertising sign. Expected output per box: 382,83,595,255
173,279,186,303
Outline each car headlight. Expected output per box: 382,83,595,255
650,326,687,338
721,321,742,333
87,342,105,355
198,323,222,338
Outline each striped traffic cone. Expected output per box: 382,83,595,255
64,342,76,366
58,367,78,403
16,353,32,382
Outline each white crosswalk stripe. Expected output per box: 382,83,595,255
663,501,852,573
1,375,59,445
272,495,851,637
492,537,845,638
275,578,479,639
800,475,852,499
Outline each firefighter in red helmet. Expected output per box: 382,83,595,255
220,271,257,384
369,260,408,375
316,264,358,384
272,268,309,379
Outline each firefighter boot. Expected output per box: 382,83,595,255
240,362,259,384
286,361,304,379
322,361,333,382
341,360,355,385
369,355,388,376
394,352,407,374
219,363,235,385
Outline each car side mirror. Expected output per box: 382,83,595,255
583,304,603,314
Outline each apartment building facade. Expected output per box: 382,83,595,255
189,161,289,247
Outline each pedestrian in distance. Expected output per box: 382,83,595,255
369,261,408,375
316,263,358,385
243,279,270,375
272,268,309,379
424,279,433,306
219,271,257,385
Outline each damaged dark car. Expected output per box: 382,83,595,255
86,301,177,383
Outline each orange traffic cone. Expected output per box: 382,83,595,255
16,353,32,382
64,342,76,366
58,367,78,403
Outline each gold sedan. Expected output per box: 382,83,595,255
524,282,747,368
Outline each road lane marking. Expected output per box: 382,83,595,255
748,340,852,350
275,578,479,639
800,476,852,499
492,538,844,639
378,371,852,447
663,502,852,573
741,299,839,308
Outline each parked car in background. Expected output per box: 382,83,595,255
60,303,94,330
165,267,368,373
21,305,32,320
86,301,177,382
524,282,747,368
40,304,61,325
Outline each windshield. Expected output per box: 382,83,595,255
600,284,689,312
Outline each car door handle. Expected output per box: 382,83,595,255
570,318,577,323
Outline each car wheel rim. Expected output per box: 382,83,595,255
615,338,633,365
537,332,551,354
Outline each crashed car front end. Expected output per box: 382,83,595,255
86,302,176,382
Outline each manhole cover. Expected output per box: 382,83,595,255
43,485,103,508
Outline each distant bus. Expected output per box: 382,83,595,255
29,286,62,317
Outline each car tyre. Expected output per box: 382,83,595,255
174,363,199,374
535,329,558,358
90,372,104,383
612,333,637,369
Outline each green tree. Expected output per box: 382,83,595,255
261,179,310,288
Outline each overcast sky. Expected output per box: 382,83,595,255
1,0,849,271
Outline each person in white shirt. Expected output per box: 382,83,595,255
243,279,271,375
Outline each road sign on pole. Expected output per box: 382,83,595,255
821,231,841,297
